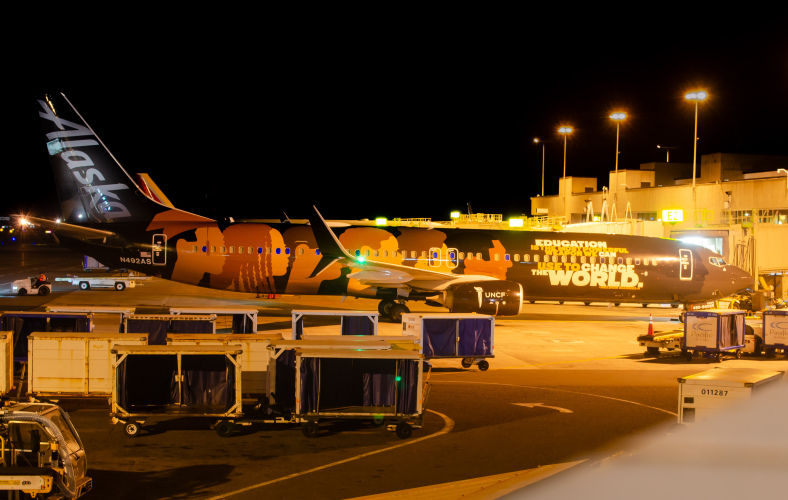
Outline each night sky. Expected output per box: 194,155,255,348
4,21,787,224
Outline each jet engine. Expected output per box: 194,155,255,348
443,281,523,316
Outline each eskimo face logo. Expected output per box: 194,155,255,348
38,99,131,220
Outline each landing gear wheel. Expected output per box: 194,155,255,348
79,281,90,290
395,422,412,439
124,421,141,437
478,360,490,371
115,282,126,291
215,421,234,437
461,358,473,368
388,303,410,323
302,421,319,438
378,299,395,316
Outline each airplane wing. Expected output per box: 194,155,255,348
22,216,115,239
308,206,498,290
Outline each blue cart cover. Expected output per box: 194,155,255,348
422,319,457,357
457,318,492,356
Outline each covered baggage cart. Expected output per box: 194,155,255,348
124,314,217,344
402,313,494,370
110,344,243,436
683,309,745,362
0,311,94,360
28,332,148,397
170,306,259,333
677,367,784,424
46,305,136,333
167,333,283,398
291,310,379,339
0,331,13,396
295,348,429,439
761,309,788,358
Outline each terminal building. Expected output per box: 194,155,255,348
530,153,788,302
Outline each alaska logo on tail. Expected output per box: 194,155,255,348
32,93,753,322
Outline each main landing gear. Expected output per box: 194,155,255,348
378,299,410,322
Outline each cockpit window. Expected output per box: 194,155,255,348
709,257,727,267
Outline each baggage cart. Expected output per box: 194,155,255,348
683,309,745,362
110,344,243,436
301,334,421,352
46,305,136,333
167,333,283,398
124,314,217,344
638,329,684,356
0,311,94,360
28,332,148,397
170,306,259,333
677,367,784,424
293,348,429,439
291,310,379,339
0,331,13,396
402,313,494,370
761,309,788,358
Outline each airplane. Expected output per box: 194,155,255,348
30,92,753,321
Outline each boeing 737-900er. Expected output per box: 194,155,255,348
29,93,752,321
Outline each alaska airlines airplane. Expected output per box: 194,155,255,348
32,93,752,321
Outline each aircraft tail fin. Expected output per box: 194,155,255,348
37,93,209,225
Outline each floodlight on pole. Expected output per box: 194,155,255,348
558,126,573,216
533,137,551,197
657,145,678,162
685,90,707,203
610,112,626,204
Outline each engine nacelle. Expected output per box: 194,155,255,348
444,281,523,316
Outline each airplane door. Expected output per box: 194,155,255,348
679,249,693,280
152,234,167,265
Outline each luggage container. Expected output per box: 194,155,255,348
402,313,494,370
301,334,421,352
683,309,745,362
677,367,784,424
0,331,13,396
761,309,788,358
170,307,259,333
123,314,217,344
111,344,243,436
46,305,136,333
167,333,283,398
27,332,148,397
0,311,94,360
294,348,429,439
291,310,379,339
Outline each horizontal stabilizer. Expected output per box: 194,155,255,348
23,216,115,239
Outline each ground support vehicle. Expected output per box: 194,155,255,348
638,329,684,356
11,278,52,296
170,307,259,333
167,333,283,399
402,313,494,370
55,275,149,291
291,310,379,339
28,332,148,398
110,345,243,436
761,309,788,358
212,347,429,440
677,367,784,424
0,402,92,499
683,309,746,362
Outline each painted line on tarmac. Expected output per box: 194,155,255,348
204,409,455,500
433,380,677,417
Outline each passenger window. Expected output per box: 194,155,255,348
466,253,473,261
652,259,658,266
590,257,596,264
494,254,500,261
230,246,235,254
626,258,632,265
239,246,244,254
257,247,263,254
635,258,641,265
192,245,198,252
220,246,226,253
211,246,216,253
600,257,606,264
202,246,207,253
514,254,520,262
618,257,623,265
476,253,482,260
534,255,540,262
524,254,530,262
561,255,567,263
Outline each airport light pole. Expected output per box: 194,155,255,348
610,112,626,205
558,126,573,217
685,90,707,204
533,138,550,197
657,145,677,162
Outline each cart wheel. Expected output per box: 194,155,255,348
395,422,412,439
646,347,660,356
371,415,386,427
79,281,90,290
714,353,722,363
302,421,319,438
478,360,489,371
766,348,776,359
115,281,126,291
124,421,141,437
460,358,473,368
735,350,742,359
215,421,234,438
683,351,692,362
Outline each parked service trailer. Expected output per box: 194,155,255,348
295,348,429,439
402,313,494,370
638,329,684,356
677,367,784,424
0,332,13,396
28,332,148,397
111,344,243,436
761,310,788,358
55,275,150,291
683,309,746,362
46,305,136,333
167,333,283,397
0,311,94,360
124,314,217,344
291,310,379,339
170,307,259,333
